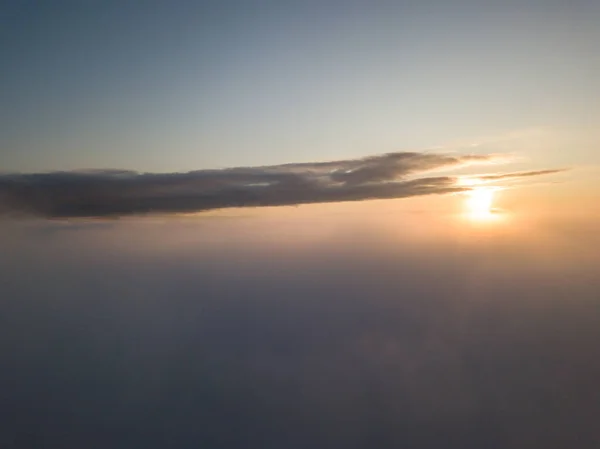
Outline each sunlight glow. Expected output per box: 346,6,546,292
466,187,496,220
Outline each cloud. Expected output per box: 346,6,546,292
470,169,568,183
0,152,563,218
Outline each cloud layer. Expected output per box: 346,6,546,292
2,214,600,448
0,151,561,218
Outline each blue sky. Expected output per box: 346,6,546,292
2,0,599,172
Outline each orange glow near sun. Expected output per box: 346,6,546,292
466,187,496,220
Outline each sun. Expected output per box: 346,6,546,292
466,187,495,220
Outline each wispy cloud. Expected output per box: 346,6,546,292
471,169,568,182
0,152,564,218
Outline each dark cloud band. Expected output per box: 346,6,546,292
0,151,561,218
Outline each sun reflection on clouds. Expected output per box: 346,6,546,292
454,168,568,225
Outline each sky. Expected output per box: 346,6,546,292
1,0,599,172
1,1,600,448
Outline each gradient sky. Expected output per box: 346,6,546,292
2,0,599,172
